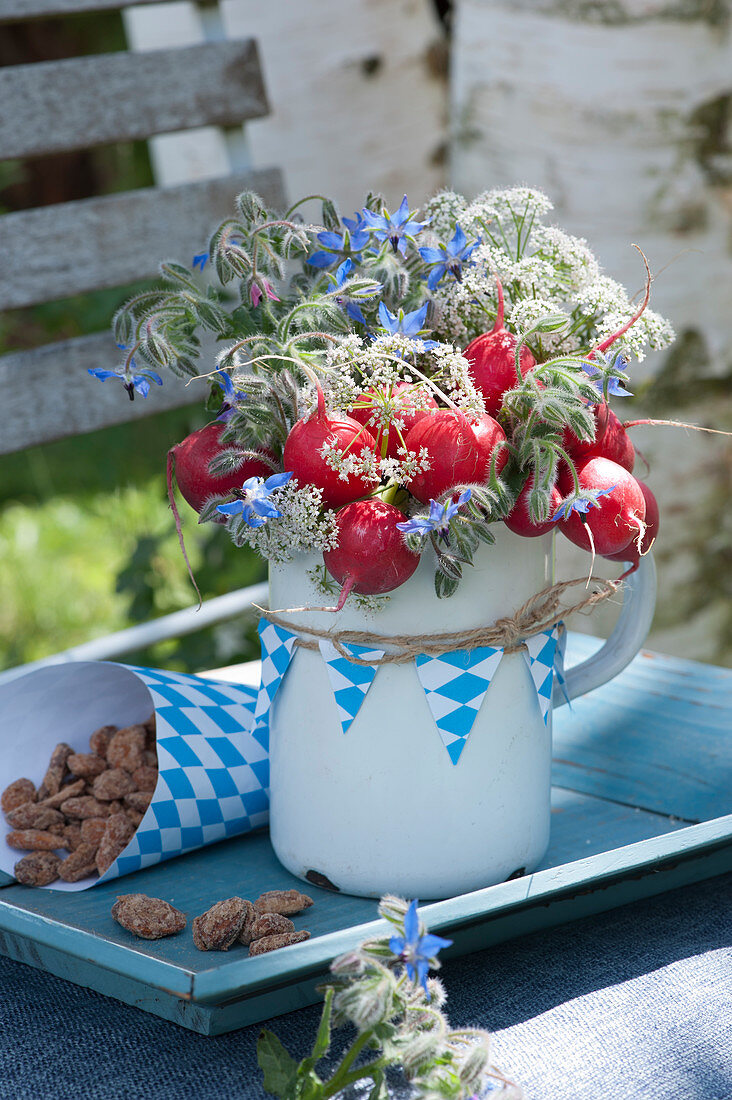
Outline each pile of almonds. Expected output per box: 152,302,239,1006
111,888,313,955
2,716,158,886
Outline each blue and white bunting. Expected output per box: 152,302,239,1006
252,620,297,751
554,623,571,706
318,640,385,733
521,627,559,726
414,646,503,765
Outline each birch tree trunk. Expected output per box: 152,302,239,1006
452,0,732,664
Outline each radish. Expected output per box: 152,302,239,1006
166,421,277,605
404,410,508,503
167,422,275,514
283,383,377,509
563,404,635,473
557,456,646,557
348,381,438,458
505,477,563,538
323,500,420,610
605,479,659,570
463,275,536,416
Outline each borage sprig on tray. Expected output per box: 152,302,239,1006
256,895,524,1099
93,186,677,608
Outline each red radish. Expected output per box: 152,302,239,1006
557,456,646,557
563,404,635,473
283,383,377,509
404,410,508,503
505,477,563,538
349,382,438,458
605,479,659,569
323,500,420,610
463,275,536,416
167,422,275,514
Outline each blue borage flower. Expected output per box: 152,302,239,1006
361,195,428,255
214,369,245,422
552,484,617,521
397,490,472,541
326,258,381,326
583,354,633,399
88,363,162,401
192,251,209,271
388,899,452,997
307,217,370,269
216,471,293,528
377,301,438,348
419,225,481,290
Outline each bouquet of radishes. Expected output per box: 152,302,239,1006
94,187,677,609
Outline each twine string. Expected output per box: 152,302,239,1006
256,575,620,666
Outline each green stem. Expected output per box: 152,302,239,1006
322,1030,377,1096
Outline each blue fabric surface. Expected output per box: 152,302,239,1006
0,874,729,1100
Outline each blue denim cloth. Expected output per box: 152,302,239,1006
1,874,730,1100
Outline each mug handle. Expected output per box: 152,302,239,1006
552,554,657,708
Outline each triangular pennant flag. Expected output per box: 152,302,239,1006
318,640,384,733
554,623,571,707
522,628,559,726
414,647,503,765
252,619,297,750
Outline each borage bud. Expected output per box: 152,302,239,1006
457,1041,491,1093
400,1029,445,1078
378,894,410,926
330,950,365,977
333,972,397,1032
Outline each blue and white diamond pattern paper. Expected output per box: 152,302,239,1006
98,665,264,884
318,640,385,733
521,627,559,726
251,620,297,752
414,647,503,765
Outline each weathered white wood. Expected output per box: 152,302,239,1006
124,0,448,208
0,332,207,454
0,168,285,310
451,0,732,666
451,0,732,378
0,39,268,159
0,0,168,19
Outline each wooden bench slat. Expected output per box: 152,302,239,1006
0,167,286,309
0,0,171,21
0,331,209,454
0,40,268,160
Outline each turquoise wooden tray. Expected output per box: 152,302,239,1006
0,634,729,1036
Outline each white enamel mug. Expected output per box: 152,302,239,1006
267,527,656,899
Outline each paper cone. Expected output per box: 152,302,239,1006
0,661,262,891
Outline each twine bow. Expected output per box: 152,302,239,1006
256,576,620,666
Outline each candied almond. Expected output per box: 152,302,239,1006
67,753,107,780
132,766,158,792
250,913,295,940
80,817,108,851
1,779,37,816
254,889,314,916
142,749,158,768
40,743,73,798
6,804,64,831
106,726,146,773
192,897,250,951
124,790,152,814
112,894,186,940
60,796,110,820
237,901,257,946
62,823,83,851
38,779,85,809
248,931,310,956
14,851,61,887
58,844,98,883
125,808,144,828
92,768,136,802
96,813,135,875
89,725,116,757
7,829,69,852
